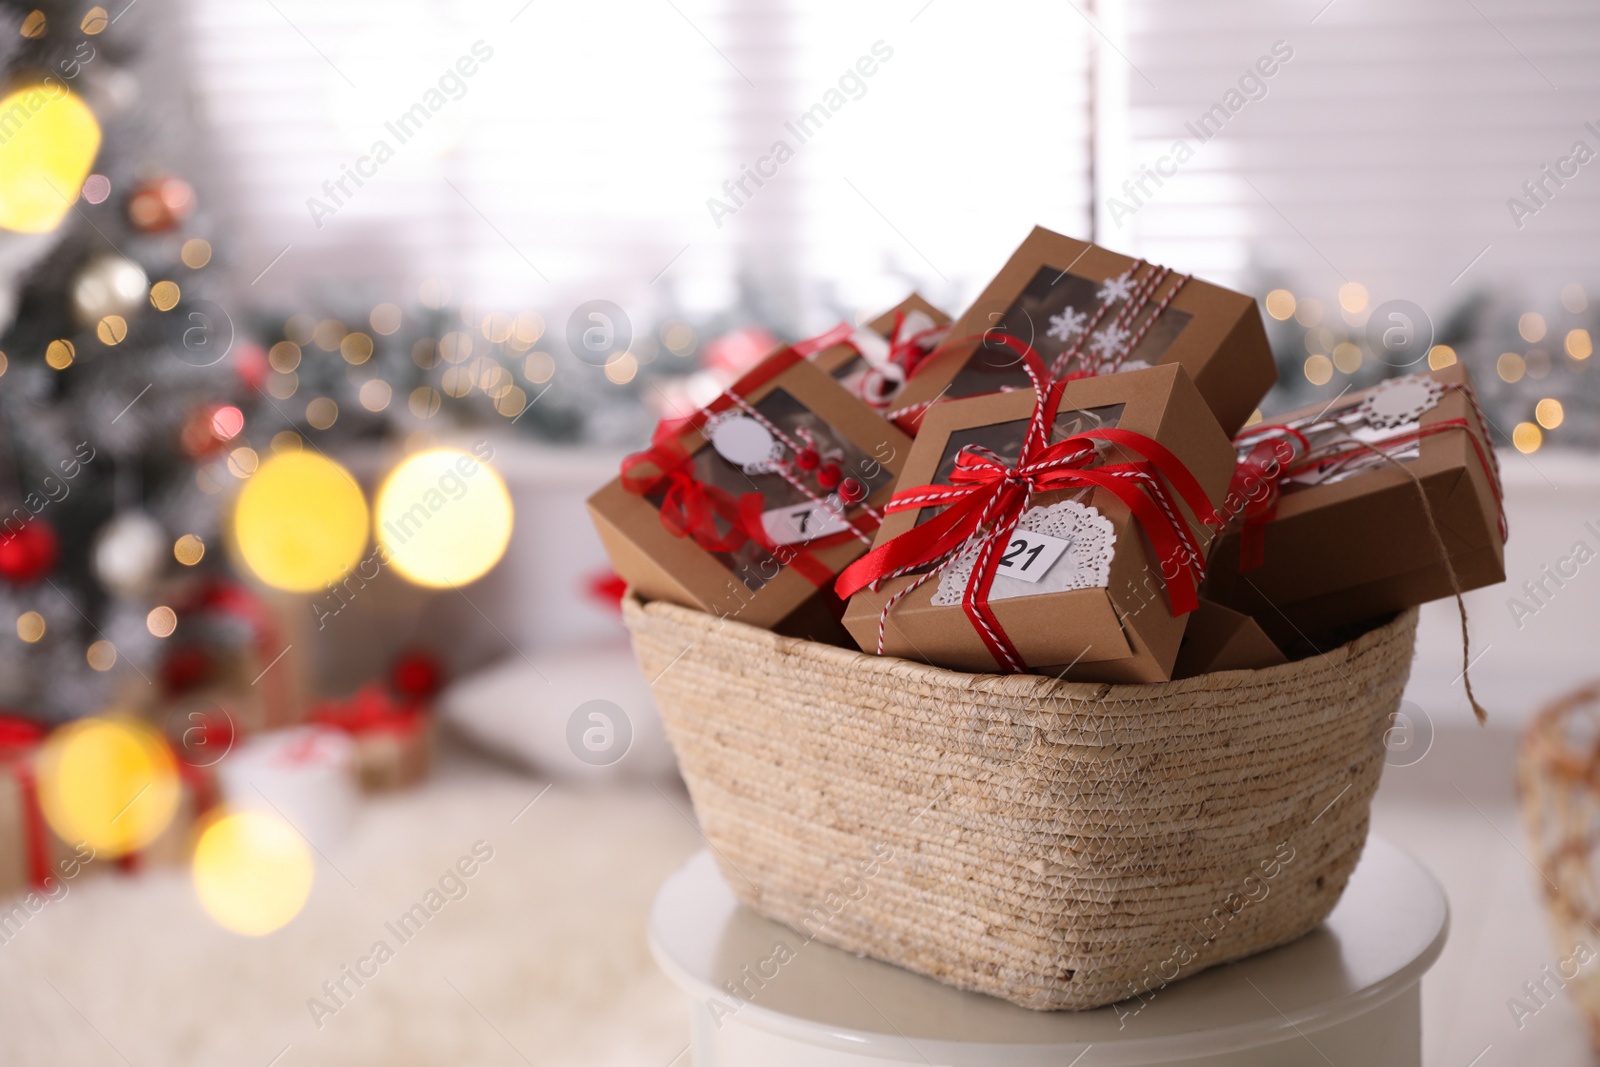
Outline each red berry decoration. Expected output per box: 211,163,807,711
0,520,58,584
391,650,444,702
838,478,866,505
795,448,820,471
817,463,842,490
127,175,195,233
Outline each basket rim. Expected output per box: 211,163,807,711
622,593,1419,701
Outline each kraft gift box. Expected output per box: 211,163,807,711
805,293,951,411
1204,363,1506,642
589,351,912,642
1171,599,1288,678
894,226,1276,436
840,363,1236,683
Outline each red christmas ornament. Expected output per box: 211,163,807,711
390,650,444,702
127,176,195,233
838,478,866,505
0,521,58,584
817,463,842,490
795,448,820,471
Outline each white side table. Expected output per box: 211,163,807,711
649,836,1447,1067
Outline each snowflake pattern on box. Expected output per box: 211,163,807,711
931,500,1116,606
1047,306,1089,343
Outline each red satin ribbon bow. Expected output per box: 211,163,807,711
836,335,1219,673
620,430,749,554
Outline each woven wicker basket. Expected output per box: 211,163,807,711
626,597,1417,1010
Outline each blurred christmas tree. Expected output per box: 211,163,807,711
0,0,244,721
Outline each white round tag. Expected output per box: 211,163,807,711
710,416,775,467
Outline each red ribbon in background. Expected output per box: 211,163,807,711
314,683,426,737
0,715,48,890
836,335,1219,673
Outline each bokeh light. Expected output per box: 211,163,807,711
374,448,513,588
1337,282,1368,314
174,534,205,566
1566,329,1592,360
0,87,101,233
180,238,212,269
149,280,181,311
1427,345,1457,370
1536,398,1565,430
37,716,181,857
1513,422,1543,454
1264,290,1296,321
1303,354,1333,385
1519,312,1547,343
16,610,44,642
1497,352,1526,384
192,811,314,936
147,605,178,636
232,451,368,592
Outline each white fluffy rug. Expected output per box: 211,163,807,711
0,741,700,1065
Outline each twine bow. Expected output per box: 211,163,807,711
836,335,1219,673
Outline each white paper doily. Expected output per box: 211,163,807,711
1358,375,1444,430
931,500,1116,606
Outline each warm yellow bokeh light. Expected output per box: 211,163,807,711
358,378,392,412
305,397,338,430
370,303,402,335
1513,422,1543,454
181,238,212,269
149,280,180,311
1536,398,1565,430
605,352,638,385
147,605,178,637
1337,283,1368,314
1427,345,1457,370
192,811,314,936
232,451,368,592
0,87,101,234
1567,329,1592,360
339,332,373,365
96,314,127,345
1519,312,1547,343
375,448,513,588
46,339,74,369
86,640,117,671
16,611,44,642
1331,342,1363,374
1264,289,1296,321
37,717,180,857
1497,352,1526,384
174,533,205,566
1303,354,1333,385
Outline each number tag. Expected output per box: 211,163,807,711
995,529,1072,583
762,502,851,546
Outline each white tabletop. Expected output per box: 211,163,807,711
648,836,1449,1066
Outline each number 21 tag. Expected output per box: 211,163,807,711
995,529,1072,583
